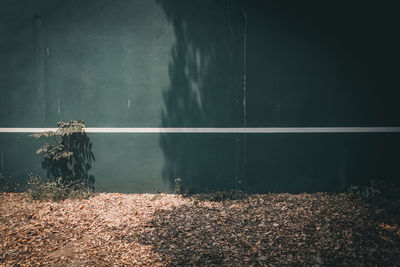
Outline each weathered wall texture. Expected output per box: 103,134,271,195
1,0,399,193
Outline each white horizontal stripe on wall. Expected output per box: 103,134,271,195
0,127,400,133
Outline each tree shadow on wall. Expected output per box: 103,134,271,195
158,0,400,193
157,0,245,192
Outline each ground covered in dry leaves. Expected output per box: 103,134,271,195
0,192,399,266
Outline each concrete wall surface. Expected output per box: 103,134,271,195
1,0,399,193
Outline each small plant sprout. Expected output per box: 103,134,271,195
174,177,182,194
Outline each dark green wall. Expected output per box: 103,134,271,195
245,1,400,127
1,0,399,193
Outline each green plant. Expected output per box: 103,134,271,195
31,120,95,190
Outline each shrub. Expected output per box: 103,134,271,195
31,120,95,190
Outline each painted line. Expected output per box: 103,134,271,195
0,127,400,133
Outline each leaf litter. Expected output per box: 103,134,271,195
0,192,399,266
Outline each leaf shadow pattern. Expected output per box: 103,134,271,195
134,194,400,266
157,0,245,193
157,0,400,194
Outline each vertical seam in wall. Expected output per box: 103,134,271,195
242,9,248,182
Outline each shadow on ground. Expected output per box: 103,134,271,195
135,193,400,266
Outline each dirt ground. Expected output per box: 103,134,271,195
0,192,399,266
